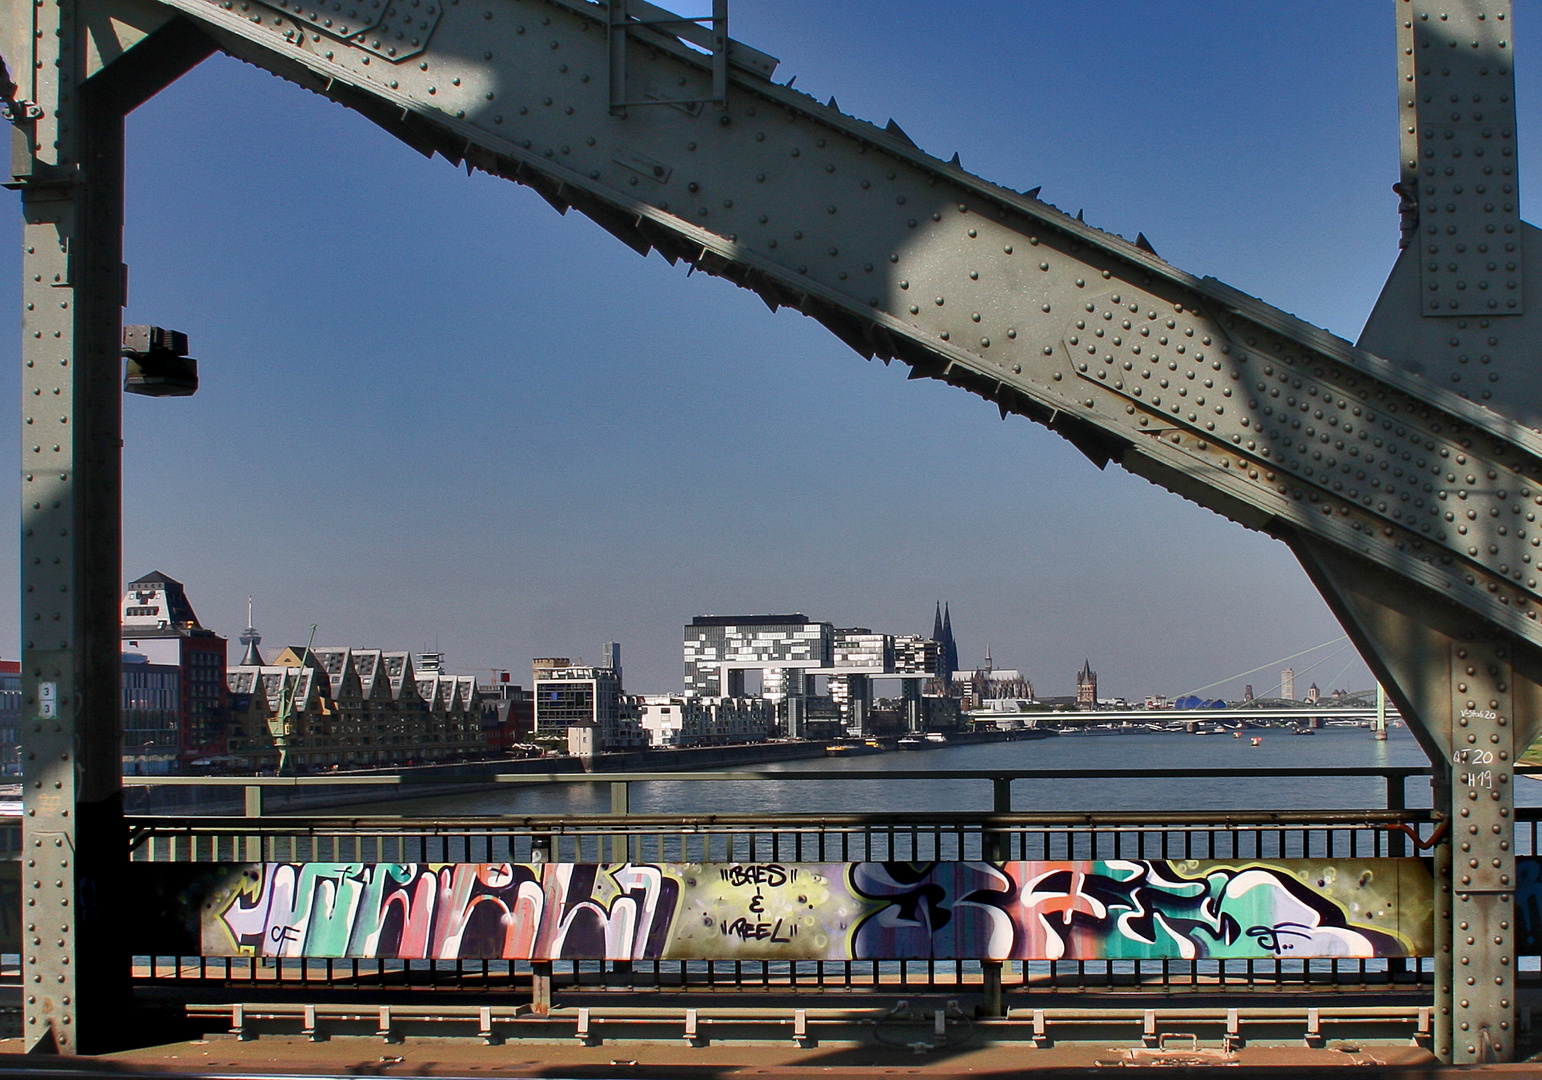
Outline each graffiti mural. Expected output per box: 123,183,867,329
849,860,1429,961
185,858,1432,961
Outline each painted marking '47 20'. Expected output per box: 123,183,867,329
1453,748,1496,766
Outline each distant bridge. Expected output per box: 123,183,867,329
974,706,1398,726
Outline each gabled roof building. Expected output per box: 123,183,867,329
225,645,484,772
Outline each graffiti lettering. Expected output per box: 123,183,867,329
1246,922,1316,955
722,917,792,942
190,858,1431,963
719,864,791,888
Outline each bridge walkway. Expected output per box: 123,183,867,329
0,1032,1447,1078
77,764,1509,1066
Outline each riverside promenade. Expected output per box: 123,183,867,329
122,730,1052,815
122,739,832,815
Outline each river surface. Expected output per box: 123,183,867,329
341,723,1541,818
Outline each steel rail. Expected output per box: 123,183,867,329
118,764,1442,787
125,808,1432,832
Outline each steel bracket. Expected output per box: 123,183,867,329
608,0,727,115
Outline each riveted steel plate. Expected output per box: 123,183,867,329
21,188,83,1053
1068,287,1542,626
258,0,442,60
1448,642,1515,893
1450,890,1517,1062
612,146,671,184
1401,0,1522,315
1360,222,1542,429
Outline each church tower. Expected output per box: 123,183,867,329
1076,659,1098,709
930,601,958,690
941,604,959,682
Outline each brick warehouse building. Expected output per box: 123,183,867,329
225,647,485,771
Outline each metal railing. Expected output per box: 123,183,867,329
117,765,1461,1001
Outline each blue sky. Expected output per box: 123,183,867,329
3,2,1539,700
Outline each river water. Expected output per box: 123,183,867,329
345,723,1541,818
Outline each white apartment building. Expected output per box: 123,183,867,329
638,695,773,747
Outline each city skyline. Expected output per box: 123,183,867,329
5,4,1530,699
116,574,1363,703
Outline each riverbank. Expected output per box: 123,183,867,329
122,729,1050,815
121,739,846,815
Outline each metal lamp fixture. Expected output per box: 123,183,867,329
122,324,197,396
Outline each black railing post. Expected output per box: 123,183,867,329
1387,771,1406,856
1388,770,1418,984
609,780,633,984
244,784,263,864
981,776,1012,1018
609,780,631,863
530,833,552,1015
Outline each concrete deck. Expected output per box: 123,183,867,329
3,1035,1538,1079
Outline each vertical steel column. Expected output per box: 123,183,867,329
15,48,128,1053
1433,775,1454,1060
1291,542,1534,1063
8,11,209,1052
1397,0,1522,316
1446,642,1517,1062
1385,772,1414,982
